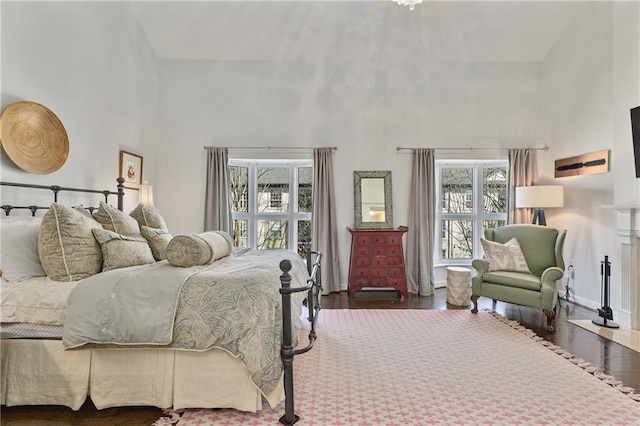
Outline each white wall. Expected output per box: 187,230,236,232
541,1,640,318
0,2,159,212
157,58,544,288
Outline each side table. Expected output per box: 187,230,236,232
446,267,471,307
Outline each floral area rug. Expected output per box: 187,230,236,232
155,309,640,425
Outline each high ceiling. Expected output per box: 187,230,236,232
131,1,587,63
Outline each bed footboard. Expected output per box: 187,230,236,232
278,249,322,426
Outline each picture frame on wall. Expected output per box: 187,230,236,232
119,150,143,190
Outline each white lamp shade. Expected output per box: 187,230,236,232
139,181,155,208
515,185,564,209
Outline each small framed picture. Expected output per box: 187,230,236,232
119,150,143,190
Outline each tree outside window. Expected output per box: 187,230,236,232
437,161,507,262
228,160,312,258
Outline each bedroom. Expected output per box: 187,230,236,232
1,0,639,424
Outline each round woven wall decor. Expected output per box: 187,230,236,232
0,101,69,174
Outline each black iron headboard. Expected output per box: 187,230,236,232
0,177,125,216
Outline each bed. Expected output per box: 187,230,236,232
0,178,322,425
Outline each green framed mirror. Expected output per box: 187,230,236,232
353,171,393,229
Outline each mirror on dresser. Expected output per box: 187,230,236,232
353,170,393,229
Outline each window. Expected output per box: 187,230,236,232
436,160,508,263
228,160,312,258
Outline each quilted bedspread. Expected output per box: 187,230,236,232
62,248,309,396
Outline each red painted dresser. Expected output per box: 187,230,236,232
347,226,409,298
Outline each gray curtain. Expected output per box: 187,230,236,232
508,148,538,224
406,148,435,296
312,148,341,294
204,147,232,234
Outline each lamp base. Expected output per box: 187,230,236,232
532,209,547,226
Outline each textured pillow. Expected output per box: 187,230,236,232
93,201,140,236
481,237,531,273
140,226,172,261
166,231,234,268
1,220,46,282
38,203,103,282
92,228,155,272
130,204,169,232
73,205,97,221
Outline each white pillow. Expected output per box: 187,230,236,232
480,237,531,273
1,219,46,282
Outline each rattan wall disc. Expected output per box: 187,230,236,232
0,101,69,174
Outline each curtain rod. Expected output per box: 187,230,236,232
396,146,548,152
203,145,337,151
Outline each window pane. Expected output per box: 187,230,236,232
483,220,506,232
233,219,248,247
441,168,473,213
297,220,311,258
257,219,289,249
441,220,473,259
229,166,248,213
258,167,289,213
298,167,312,213
483,167,507,214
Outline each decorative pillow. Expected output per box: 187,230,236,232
140,226,172,261
73,205,97,221
480,237,531,273
166,231,234,268
0,215,44,278
93,201,140,236
1,220,46,282
92,228,155,272
130,204,169,232
38,203,103,282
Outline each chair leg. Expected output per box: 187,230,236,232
543,309,555,332
471,295,479,314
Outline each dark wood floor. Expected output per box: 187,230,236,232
2,289,639,425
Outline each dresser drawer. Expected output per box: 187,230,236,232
386,234,403,245
388,266,405,277
370,234,387,245
354,255,371,266
387,277,406,289
353,267,370,278
355,245,370,256
352,277,370,287
386,245,402,256
387,255,403,266
370,277,387,287
371,245,386,255
356,235,372,245
370,267,387,278
371,255,387,266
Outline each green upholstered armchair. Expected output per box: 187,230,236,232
471,224,566,332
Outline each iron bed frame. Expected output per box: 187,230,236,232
0,178,322,425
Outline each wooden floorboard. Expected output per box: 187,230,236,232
2,289,638,425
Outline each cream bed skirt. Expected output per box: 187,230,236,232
0,339,284,411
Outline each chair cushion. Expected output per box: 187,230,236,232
482,271,542,292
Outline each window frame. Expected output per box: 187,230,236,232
435,159,508,265
228,159,313,254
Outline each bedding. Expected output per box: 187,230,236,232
1,276,77,325
63,248,307,396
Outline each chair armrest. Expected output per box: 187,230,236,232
540,266,563,310
471,259,489,274
471,259,489,294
